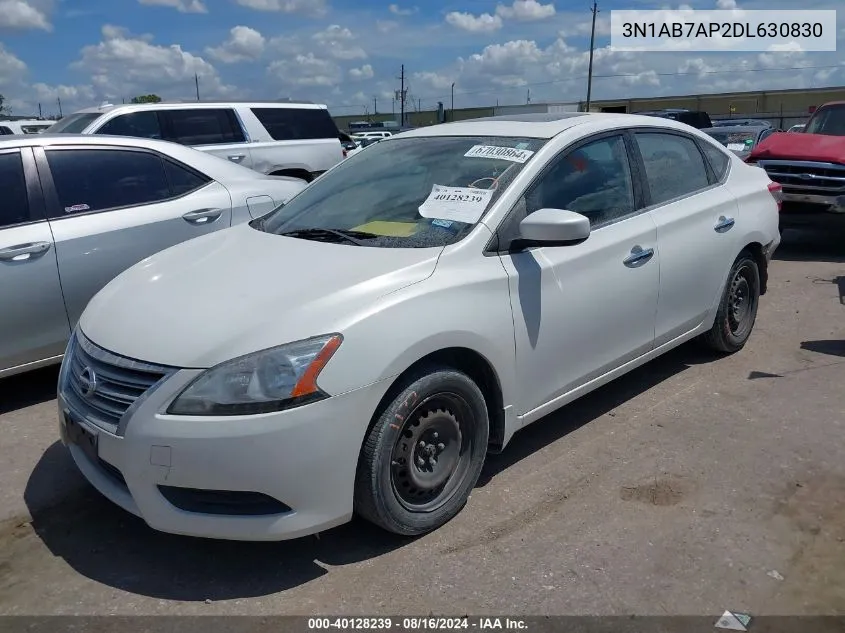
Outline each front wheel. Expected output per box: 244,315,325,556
354,365,489,536
702,252,761,354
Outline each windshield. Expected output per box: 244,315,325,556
49,112,103,133
704,130,758,153
258,135,546,248
805,105,845,136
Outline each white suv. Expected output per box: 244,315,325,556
49,102,344,182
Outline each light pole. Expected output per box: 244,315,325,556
451,82,455,121
585,1,599,112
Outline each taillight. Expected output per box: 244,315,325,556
767,181,783,212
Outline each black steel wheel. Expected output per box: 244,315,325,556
355,365,489,536
703,252,761,354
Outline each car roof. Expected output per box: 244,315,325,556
703,125,770,133
0,133,271,181
72,101,329,114
395,112,704,140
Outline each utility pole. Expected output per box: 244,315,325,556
418,98,421,111
451,82,455,121
195,73,200,101
527,88,531,104
38,103,42,118
400,64,405,127
373,96,377,115
585,0,599,112
57,97,63,118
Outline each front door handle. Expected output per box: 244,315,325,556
227,154,246,162
182,208,224,225
0,241,51,261
714,215,735,232
623,245,655,268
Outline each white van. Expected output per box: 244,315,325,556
48,102,344,182
0,119,54,135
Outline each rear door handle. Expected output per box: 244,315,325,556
623,245,655,268
182,208,224,224
714,216,735,232
0,241,51,261
227,154,246,162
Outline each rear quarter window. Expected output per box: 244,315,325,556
251,108,340,141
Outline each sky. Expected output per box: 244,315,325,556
0,0,843,118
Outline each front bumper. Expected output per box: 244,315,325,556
59,360,389,541
781,192,845,214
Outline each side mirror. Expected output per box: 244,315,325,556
518,208,591,245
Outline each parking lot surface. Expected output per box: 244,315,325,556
0,228,843,616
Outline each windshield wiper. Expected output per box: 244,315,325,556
278,228,378,246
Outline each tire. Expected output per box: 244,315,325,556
702,252,761,354
354,364,489,536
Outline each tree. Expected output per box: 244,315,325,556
0,94,9,115
131,94,162,104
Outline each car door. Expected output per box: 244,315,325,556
36,145,234,327
159,108,255,170
0,147,70,374
631,130,740,346
497,133,660,416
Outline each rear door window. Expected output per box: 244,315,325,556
251,107,340,140
45,149,172,217
163,159,211,196
0,151,32,227
162,109,245,145
96,111,163,139
634,132,711,205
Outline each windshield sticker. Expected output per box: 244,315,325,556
418,184,495,224
431,219,454,228
726,143,747,152
464,145,535,163
64,204,90,213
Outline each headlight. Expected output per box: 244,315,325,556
167,334,342,416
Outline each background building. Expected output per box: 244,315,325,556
333,85,845,132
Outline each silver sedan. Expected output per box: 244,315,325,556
0,133,306,378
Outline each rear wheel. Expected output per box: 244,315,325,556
354,365,489,536
702,252,760,354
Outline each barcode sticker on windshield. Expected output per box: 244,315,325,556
464,145,534,163
418,184,495,224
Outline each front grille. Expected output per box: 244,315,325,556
61,331,174,433
759,160,845,194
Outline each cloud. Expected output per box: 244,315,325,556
349,64,374,80
0,0,51,31
205,25,265,62
234,0,327,17
137,0,207,13
312,24,366,60
495,0,555,21
376,20,398,33
0,43,28,84
445,11,503,33
388,4,417,16
716,0,737,8
268,53,341,87
72,25,235,102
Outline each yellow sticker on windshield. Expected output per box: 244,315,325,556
353,221,419,237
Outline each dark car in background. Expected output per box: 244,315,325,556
635,109,713,129
712,118,773,128
701,124,778,161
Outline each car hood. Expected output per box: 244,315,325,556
79,224,441,368
749,132,845,163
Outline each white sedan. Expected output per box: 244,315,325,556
58,113,781,541
0,133,305,378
